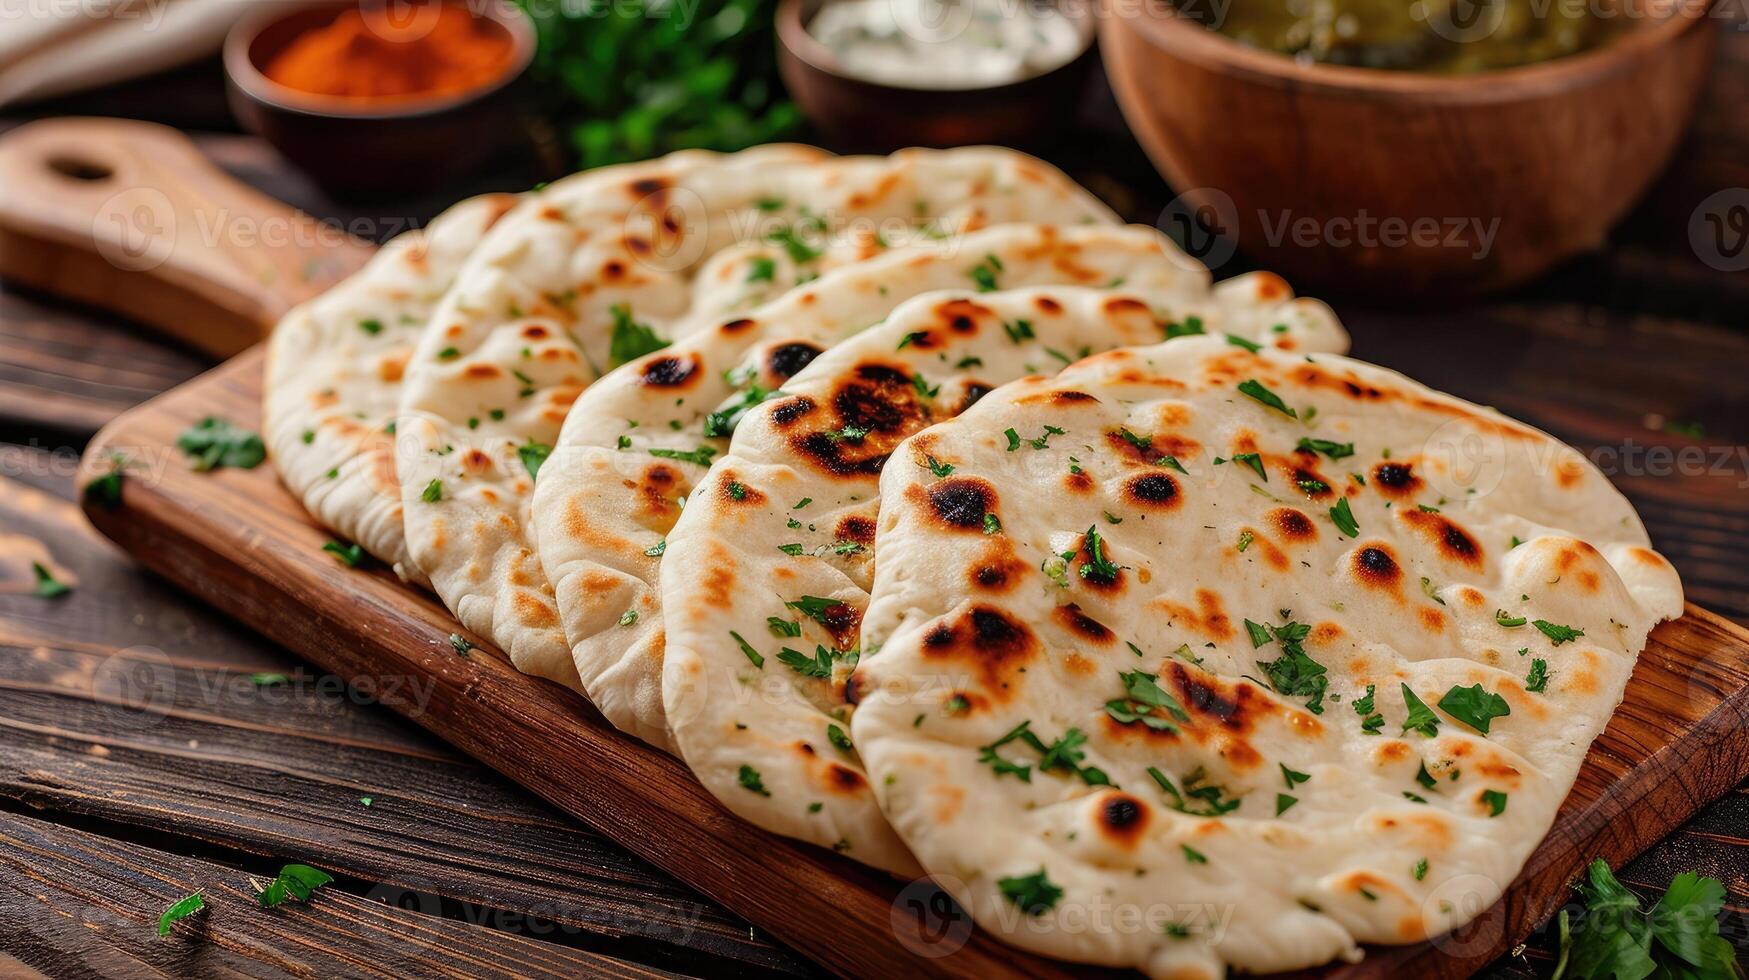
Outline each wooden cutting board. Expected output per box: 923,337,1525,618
18,117,1749,978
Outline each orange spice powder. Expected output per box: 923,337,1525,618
264,4,514,102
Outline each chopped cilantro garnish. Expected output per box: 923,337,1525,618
730,630,765,668
1233,452,1267,481
1078,526,1121,584
256,864,333,908
997,869,1061,915
1480,789,1508,816
177,417,266,471
1534,619,1585,645
608,304,669,365
648,446,717,466
1226,333,1262,353
518,440,551,479
1276,794,1298,816
1526,658,1551,693
1296,437,1355,460
1237,379,1297,418
158,892,207,935
1400,684,1440,737
1329,497,1359,537
1495,609,1528,628
322,541,365,568
738,764,771,796
1439,683,1510,735
969,253,1004,292
421,479,443,503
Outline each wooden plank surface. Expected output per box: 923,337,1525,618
0,462,811,977
0,808,678,980
73,347,1749,978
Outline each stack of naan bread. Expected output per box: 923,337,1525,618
264,146,1682,977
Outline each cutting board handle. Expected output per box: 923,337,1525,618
0,117,373,358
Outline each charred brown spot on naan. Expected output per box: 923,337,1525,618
626,175,670,200
1168,662,1318,740
836,515,877,545
1123,473,1181,510
634,463,685,516
1352,543,1405,596
1105,428,1200,466
1094,792,1151,849
968,539,1027,593
720,317,757,335
1372,460,1423,499
913,477,998,532
767,342,823,380
715,472,766,506
1399,510,1484,570
918,607,1038,702
1013,388,1099,407
1290,463,1336,501
461,449,495,476
462,364,501,380
788,364,931,478
770,395,817,426
934,298,994,334
1064,469,1095,494
640,354,700,389
1418,608,1447,633
1102,296,1150,317
1035,295,1063,315
1070,530,1125,593
1270,508,1318,542
1150,588,1235,642
1054,603,1115,644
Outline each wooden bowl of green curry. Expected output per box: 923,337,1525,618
1101,0,1718,295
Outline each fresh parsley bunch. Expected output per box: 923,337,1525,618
1556,859,1741,979
517,0,803,170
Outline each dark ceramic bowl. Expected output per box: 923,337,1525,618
224,0,536,197
777,0,1098,152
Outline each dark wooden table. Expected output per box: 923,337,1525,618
2,27,1746,978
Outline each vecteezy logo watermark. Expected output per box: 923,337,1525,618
1258,209,1500,261
890,877,975,958
1158,188,1239,271
1689,188,1749,273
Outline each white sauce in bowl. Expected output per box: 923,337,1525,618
807,0,1088,90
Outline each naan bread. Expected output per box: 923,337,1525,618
396,145,1116,689
534,223,1216,750
659,286,1349,874
852,337,1683,976
263,194,518,582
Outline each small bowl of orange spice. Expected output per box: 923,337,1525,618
225,0,536,196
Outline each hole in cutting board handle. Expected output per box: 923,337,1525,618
47,155,115,182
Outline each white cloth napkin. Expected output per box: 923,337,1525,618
0,0,317,107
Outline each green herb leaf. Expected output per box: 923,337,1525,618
1078,526,1120,584
1237,379,1297,418
997,869,1062,915
1329,497,1359,537
1226,333,1262,353
1480,789,1508,817
177,417,266,471
738,764,771,797
1438,683,1511,735
1400,684,1440,737
1495,609,1528,628
322,541,365,567
514,442,549,479
1526,658,1551,693
1534,619,1586,645
421,479,443,502
1296,437,1355,460
257,864,334,908
730,630,764,669
648,446,717,466
31,562,70,598
158,892,206,936
608,305,670,365
1276,793,1298,816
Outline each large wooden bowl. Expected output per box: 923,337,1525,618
1100,0,1718,295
